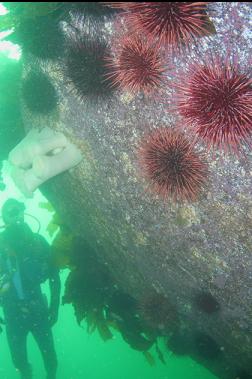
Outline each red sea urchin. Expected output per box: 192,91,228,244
105,35,166,95
138,128,208,202
175,57,252,153
104,2,215,50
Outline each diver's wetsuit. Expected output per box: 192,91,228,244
0,224,60,379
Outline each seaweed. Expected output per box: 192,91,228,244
0,3,62,32
39,201,55,213
155,341,166,365
143,351,155,367
61,235,168,364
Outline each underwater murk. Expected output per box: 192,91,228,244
0,184,218,378
0,2,251,379
0,181,219,379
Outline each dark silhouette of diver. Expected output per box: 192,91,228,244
0,199,61,379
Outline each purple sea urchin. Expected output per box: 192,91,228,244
64,35,114,103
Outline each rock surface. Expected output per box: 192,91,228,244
22,3,252,378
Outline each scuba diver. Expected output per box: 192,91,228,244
0,198,60,379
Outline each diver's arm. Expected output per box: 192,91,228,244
48,268,61,326
36,234,61,326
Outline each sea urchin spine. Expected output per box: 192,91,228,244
138,128,208,202
105,35,166,95
104,2,215,50
175,56,252,153
64,35,114,103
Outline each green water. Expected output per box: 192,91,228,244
0,186,218,379
0,274,218,379
0,180,216,379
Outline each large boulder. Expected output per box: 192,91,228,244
18,3,252,378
